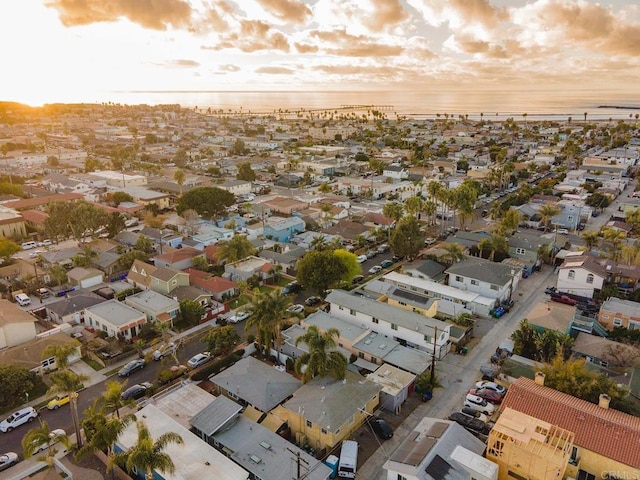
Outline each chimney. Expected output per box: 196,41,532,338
534,372,546,386
599,394,611,409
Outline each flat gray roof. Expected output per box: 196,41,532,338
601,297,640,318
190,395,243,437
304,310,368,342
126,289,180,311
86,299,144,326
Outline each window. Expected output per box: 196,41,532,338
391,323,398,330
576,470,595,480
613,318,623,327
586,273,594,284
306,420,312,428
350,309,356,316
455,275,463,282
397,475,408,480
515,248,526,255
488,440,504,457
424,335,431,343
568,269,575,280
321,428,327,435
569,446,579,465
372,317,379,324
338,306,344,311
490,285,499,290
471,279,479,286
359,352,365,359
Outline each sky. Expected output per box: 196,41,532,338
2,0,640,105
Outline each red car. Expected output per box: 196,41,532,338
469,388,503,404
550,295,577,306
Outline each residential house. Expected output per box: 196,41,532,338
3,193,84,212
66,267,104,289
40,246,82,269
209,356,301,414
572,332,639,370
117,405,249,480
598,297,640,330
263,216,305,243
365,364,415,413
262,196,308,215
0,332,81,374
0,205,27,238
46,292,106,325
190,224,234,248
325,289,451,358
150,266,190,295
271,371,381,450
139,227,183,251
499,375,640,480
361,211,395,232
85,299,147,339
218,179,252,196
121,186,171,210
185,268,239,301
124,290,180,326
507,232,550,273
526,301,576,334
486,407,575,480
153,247,205,270
224,256,274,282
446,257,520,303
258,246,306,275
126,259,157,290
383,417,496,480
557,252,607,299
383,165,408,180
0,258,51,285
323,219,373,244
402,259,447,283
92,250,122,277
1,300,36,352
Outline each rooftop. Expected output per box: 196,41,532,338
86,299,145,326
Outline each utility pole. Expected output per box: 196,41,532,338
430,325,438,385
287,447,309,480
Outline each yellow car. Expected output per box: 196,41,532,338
47,395,70,410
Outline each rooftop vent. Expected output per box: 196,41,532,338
250,455,262,464
259,441,271,450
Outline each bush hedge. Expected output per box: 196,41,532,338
191,350,244,381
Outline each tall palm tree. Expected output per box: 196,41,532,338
382,202,404,223
404,195,424,219
43,343,77,370
500,209,521,235
77,412,135,479
114,420,184,480
489,233,508,261
478,238,492,259
245,290,292,357
215,235,257,264
48,369,89,448
601,227,626,261
581,231,600,251
294,326,347,383
102,380,132,419
310,235,328,251
22,420,70,463
173,169,185,196
538,205,561,232
443,242,466,265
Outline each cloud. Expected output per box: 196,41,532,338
407,0,506,29
209,19,291,52
164,59,200,68
294,42,319,54
309,28,403,57
45,0,193,30
255,0,311,24
255,66,295,74
362,0,409,32
219,64,241,72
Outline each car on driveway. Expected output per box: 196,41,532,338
463,393,495,416
380,259,393,268
287,304,305,314
366,250,377,259
229,311,251,323
469,388,503,404
282,281,302,295
118,359,146,377
188,352,212,369
0,452,18,472
352,275,364,284
460,407,489,424
304,296,322,306
356,255,367,263
370,417,394,440
377,244,390,254
47,394,70,410
368,265,382,274
474,381,507,396
550,294,577,306
448,412,492,436
0,406,38,433
544,286,557,295
121,382,153,400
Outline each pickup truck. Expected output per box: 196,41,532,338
550,294,577,306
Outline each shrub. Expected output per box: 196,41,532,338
158,368,185,385
191,352,242,381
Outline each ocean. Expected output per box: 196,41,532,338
106,88,640,121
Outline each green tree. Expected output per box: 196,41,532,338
295,326,348,383
117,250,149,271
22,420,70,462
231,138,247,155
84,156,104,173
0,237,20,263
176,187,235,221
216,235,257,264
106,212,126,238
179,299,205,326
114,420,184,480
443,242,466,265
101,380,132,419
500,209,521,234
173,169,185,195
581,231,600,251
191,256,209,272
202,325,239,356
333,249,362,283
511,319,539,360
0,364,36,411
586,192,611,209
489,232,508,261
236,162,256,181
42,343,77,370
246,290,292,356
48,369,89,448
44,201,108,244
390,215,422,260
134,235,156,254
538,204,561,232
296,250,348,294
404,195,423,219
310,235,328,251
111,191,133,206
383,202,404,223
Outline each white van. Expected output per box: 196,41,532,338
15,293,31,306
337,440,358,478
21,241,37,250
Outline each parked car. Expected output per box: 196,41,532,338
0,407,38,433
550,294,577,306
377,244,390,254
366,250,377,259
460,407,489,424
118,359,146,377
474,381,507,396
489,306,506,318
380,260,393,268
187,352,212,369
47,394,70,410
556,228,569,235
369,265,382,274
228,311,251,323
121,382,153,400
544,286,557,295
305,296,322,306
287,304,305,314
31,429,67,454
153,342,176,361
469,388,503,404
448,412,492,436
282,281,302,295
352,275,365,284
424,237,437,246
370,417,394,440
391,255,402,262
0,452,18,472
463,394,495,416
356,255,367,263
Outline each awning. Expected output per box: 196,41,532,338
353,358,379,372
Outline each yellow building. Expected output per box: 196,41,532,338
0,205,26,238
487,407,574,480
271,371,380,451
500,376,640,480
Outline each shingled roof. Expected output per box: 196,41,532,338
500,377,640,469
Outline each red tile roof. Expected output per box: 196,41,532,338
155,247,203,263
20,209,49,225
184,268,238,293
4,193,84,210
500,377,640,468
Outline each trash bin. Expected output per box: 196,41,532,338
460,347,468,355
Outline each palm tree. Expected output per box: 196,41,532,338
114,420,184,480
404,195,424,219
443,242,465,265
245,290,292,357
102,380,132,419
310,234,328,251
489,233,508,261
77,412,135,479
500,209,521,235
538,205,561,232
601,227,626,261
48,369,89,448
22,419,70,463
383,202,404,223
215,235,257,264
581,231,600,251
173,169,185,196
294,326,347,383
43,343,77,370
478,238,492,259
